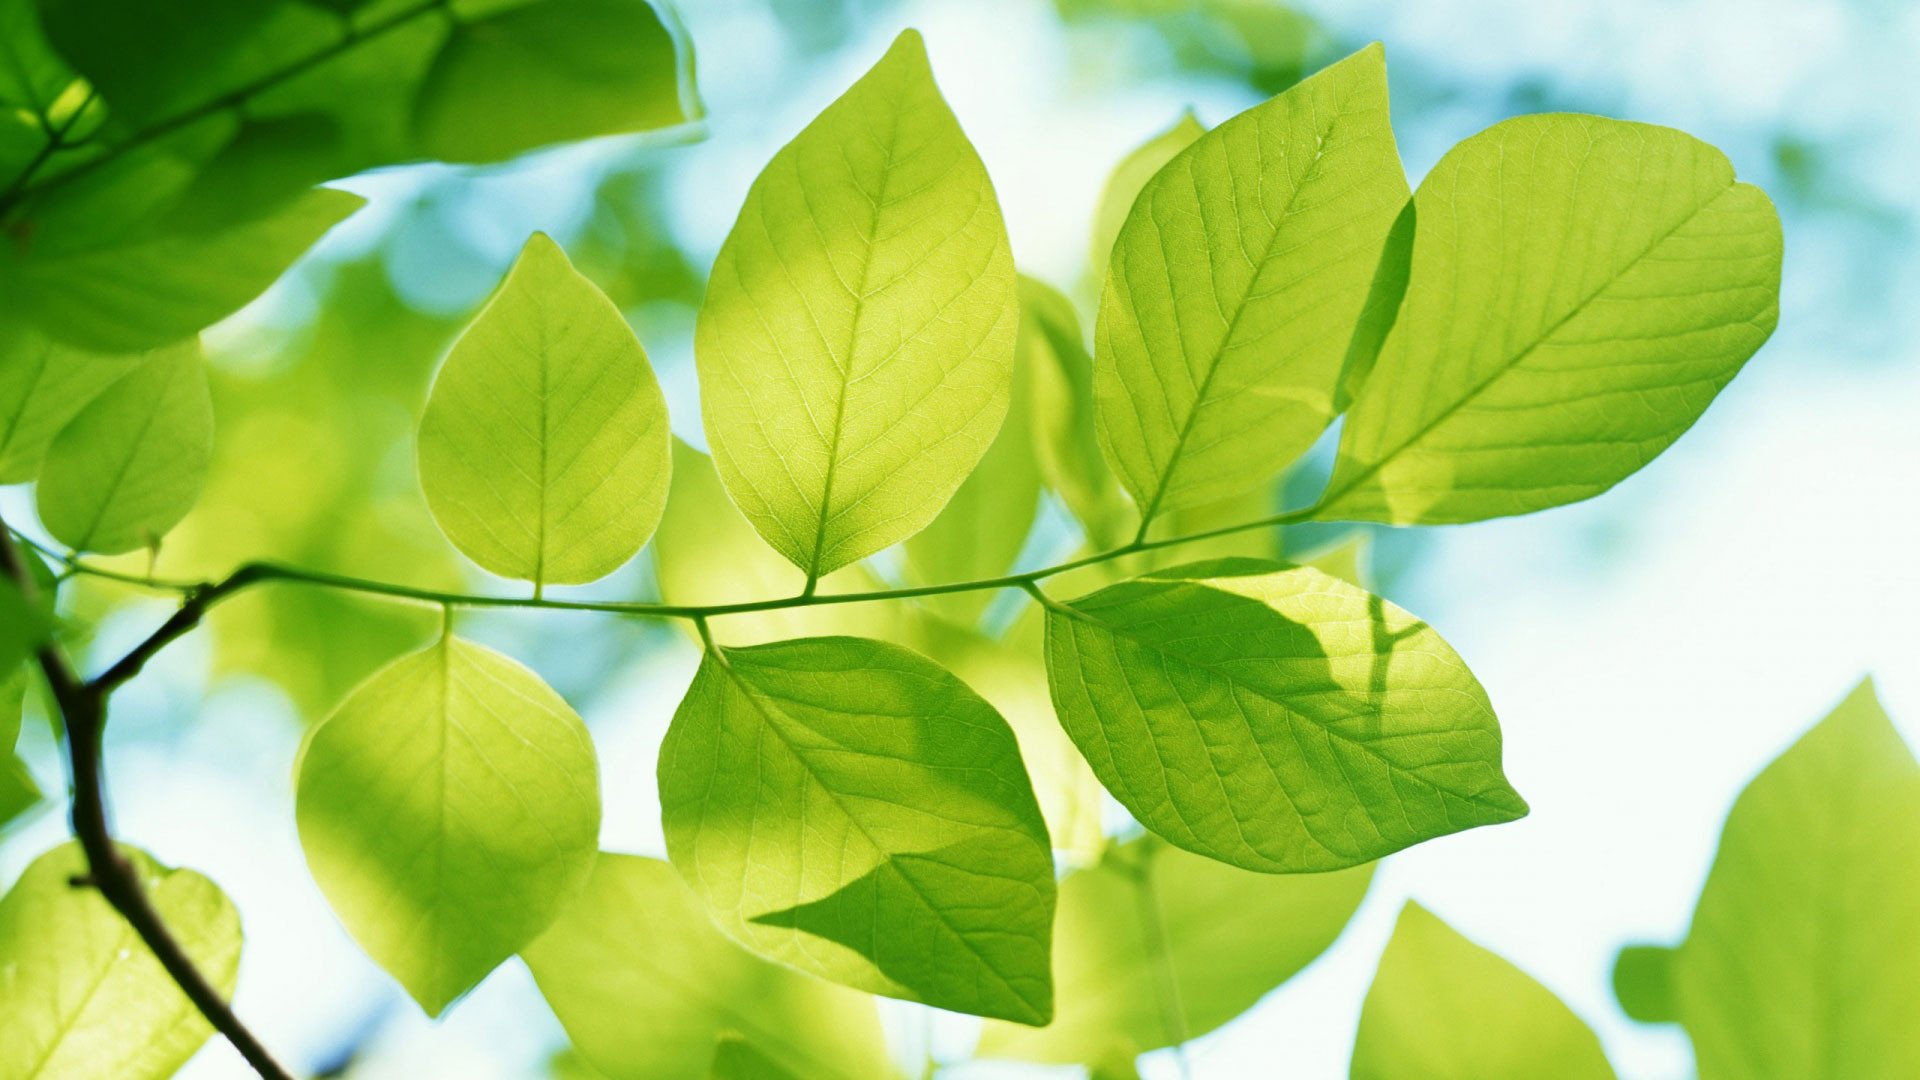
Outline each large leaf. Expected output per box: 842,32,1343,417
0,323,139,483
418,232,671,586
0,841,242,1080
1352,902,1615,1079
1042,558,1526,872
296,634,599,1014
1093,44,1408,531
979,834,1371,1065
1612,680,1920,1078
523,853,894,1080
652,439,911,647
658,635,1056,1023
695,30,1018,579
1,187,365,352
1317,114,1782,524
35,338,213,554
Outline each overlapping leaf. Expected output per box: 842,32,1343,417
0,324,138,483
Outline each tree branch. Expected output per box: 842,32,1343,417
0,522,295,1080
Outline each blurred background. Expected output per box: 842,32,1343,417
3,0,1916,1076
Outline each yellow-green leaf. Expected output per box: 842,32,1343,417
1088,109,1206,279
0,324,139,483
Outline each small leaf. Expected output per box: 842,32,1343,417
659,635,1056,1023
1611,943,1678,1024
652,439,912,647
418,232,672,586
413,0,696,163
36,338,213,554
1615,680,1920,1078
1351,902,1616,1080
0,323,139,483
1,187,365,352
0,841,242,1080
1095,44,1409,531
1042,558,1526,872
1317,114,1782,524
524,854,893,1080
979,834,1371,1065
1087,109,1207,278
296,634,600,1015
696,30,1019,578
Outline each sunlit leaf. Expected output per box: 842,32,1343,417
1352,902,1615,1079
418,232,671,587
696,30,1018,578
980,834,1371,1065
1042,558,1526,872
1095,44,1408,531
1020,276,1131,547
1087,110,1205,280
296,634,599,1015
1317,114,1782,524
659,635,1056,1023
1612,680,1920,1078
0,323,139,483
0,841,242,1080
36,339,213,554
524,853,894,1080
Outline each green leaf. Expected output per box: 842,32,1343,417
1352,902,1615,1080
0,323,139,483
0,841,242,1080
979,834,1371,1065
1316,113,1782,524
708,1039,805,1080
418,232,671,586
413,0,695,163
1020,276,1131,547
695,30,1019,579
35,338,214,554
524,854,894,1080
1614,680,1920,1078
0,575,52,674
1042,557,1526,872
902,295,1042,625
659,635,1056,1023
1088,110,1206,280
652,439,913,647
1094,44,1409,531
296,634,600,1015
2,187,365,352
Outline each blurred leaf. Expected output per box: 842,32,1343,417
652,439,909,647
1,187,365,352
414,0,695,162
0,322,139,483
524,855,895,1080
1087,110,1204,284
1611,943,1677,1024
980,834,1370,1064
296,635,600,1015
1042,558,1526,871
36,338,212,554
1021,276,1131,547
1095,45,1408,531
707,1039,803,1080
696,30,1017,578
659,636,1056,1024
1056,0,1326,94
1318,115,1783,525
1614,680,1920,1078
418,232,670,586
0,665,39,830
0,841,242,1080
1352,902,1615,1079
0,575,52,674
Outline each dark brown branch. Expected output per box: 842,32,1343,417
0,523,294,1080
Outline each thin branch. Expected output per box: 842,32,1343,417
0,521,295,1080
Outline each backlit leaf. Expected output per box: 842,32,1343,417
979,834,1371,1065
1613,680,1920,1078
0,323,139,483
1352,902,1615,1080
524,853,894,1080
1316,114,1782,524
695,30,1018,578
659,635,1056,1023
1041,558,1526,872
1020,276,1131,547
0,841,242,1080
1094,44,1408,531
296,634,599,1014
1087,110,1205,280
36,339,213,554
418,232,671,586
